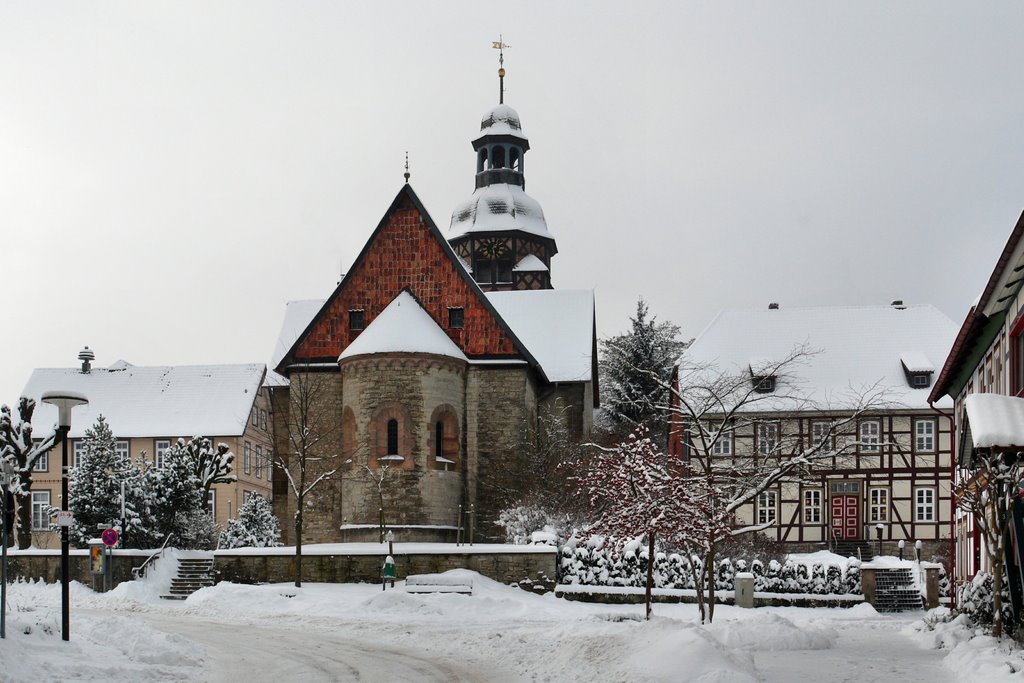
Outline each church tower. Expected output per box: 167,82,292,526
448,52,557,291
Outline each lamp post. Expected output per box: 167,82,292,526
875,523,884,558
915,539,923,563
41,390,88,643
898,540,905,561
1,459,16,639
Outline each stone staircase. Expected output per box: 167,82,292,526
874,567,924,612
833,540,875,562
160,556,216,600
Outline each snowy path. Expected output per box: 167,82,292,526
90,610,485,683
752,613,952,682
95,609,486,682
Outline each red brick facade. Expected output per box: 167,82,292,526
286,189,521,365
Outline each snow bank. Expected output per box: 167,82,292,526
907,608,1024,682
708,613,837,651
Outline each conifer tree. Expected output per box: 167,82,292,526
599,298,688,440
144,442,205,544
66,416,148,547
219,494,281,549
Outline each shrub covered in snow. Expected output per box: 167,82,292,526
559,541,863,596
219,494,281,549
956,571,1014,633
497,505,570,545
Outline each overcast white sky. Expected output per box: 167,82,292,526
2,2,1022,404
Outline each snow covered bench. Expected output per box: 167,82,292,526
405,572,473,595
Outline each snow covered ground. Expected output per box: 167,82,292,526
0,558,1017,682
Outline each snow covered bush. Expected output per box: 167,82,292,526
497,504,566,545
845,559,861,595
957,571,1014,633
219,494,282,549
175,508,220,550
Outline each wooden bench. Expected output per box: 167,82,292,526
405,573,473,595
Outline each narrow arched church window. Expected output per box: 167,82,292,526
387,418,399,455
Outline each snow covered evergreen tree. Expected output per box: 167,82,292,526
66,416,148,547
219,494,281,549
144,440,205,545
598,298,687,440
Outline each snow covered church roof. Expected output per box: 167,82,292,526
21,362,266,439
339,291,468,362
680,304,957,411
487,289,595,383
477,104,528,140
448,183,553,240
270,289,595,384
270,299,326,371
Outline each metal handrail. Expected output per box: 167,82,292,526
132,533,174,579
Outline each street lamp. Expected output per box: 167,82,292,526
915,539,923,562
898,540,905,561
875,523,884,558
41,390,88,643
1,459,16,639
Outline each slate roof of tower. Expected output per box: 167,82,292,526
680,304,957,411
448,183,553,240
22,362,266,439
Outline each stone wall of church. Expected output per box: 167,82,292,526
539,383,591,441
275,371,346,546
466,365,539,540
337,354,466,538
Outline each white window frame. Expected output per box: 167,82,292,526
31,490,51,530
244,442,252,475
711,423,732,455
869,487,889,523
155,440,171,469
757,422,779,456
260,409,267,431
915,419,936,453
207,489,216,519
803,489,822,524
812,421,832,450
915,488,936,522
35,450,48,472
73,441,87,468
266,449,273,480
255,445,263,479
252,408,259,427
757,490,777,525
115,440,130,461
859,420,881,453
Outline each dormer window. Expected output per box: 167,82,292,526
899,352,934,389
749,359,776,393
753,375,776,393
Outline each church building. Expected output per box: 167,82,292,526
270,81,597,544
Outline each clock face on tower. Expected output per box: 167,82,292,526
478,238,508,259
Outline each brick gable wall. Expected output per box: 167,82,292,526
292,200,518,362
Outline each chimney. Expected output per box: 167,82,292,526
890,299,905,309
768,302,780,310
78,346,95,373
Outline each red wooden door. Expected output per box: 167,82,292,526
831,494,860,539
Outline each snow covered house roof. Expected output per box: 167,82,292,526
339,291,468,362
486,289,595,383
448,183,553,240
963,393,1024,451
680,304,958,411
477,104,528,141
21,363,266,439
513,255,548,272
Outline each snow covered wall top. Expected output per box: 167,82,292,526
680,304,957,411
22,362,266,438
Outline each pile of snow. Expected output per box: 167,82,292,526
908,608,1024,682
708,613,837,651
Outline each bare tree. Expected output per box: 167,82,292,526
667,345,889,622
274,371,339,588
359,461,396,543
0,399,57,548
953,450,1022,637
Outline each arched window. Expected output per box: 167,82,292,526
429,405,460,471
509,148,520,172
387,419,399,455
477,148,487,173
493,146,506,169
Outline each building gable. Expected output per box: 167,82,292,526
279,184,540,373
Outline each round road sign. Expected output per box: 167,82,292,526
101,528,119,547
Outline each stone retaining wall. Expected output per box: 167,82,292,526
215,549,556,586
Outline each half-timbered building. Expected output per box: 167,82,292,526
929,209,1024,583
669,303,957,561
